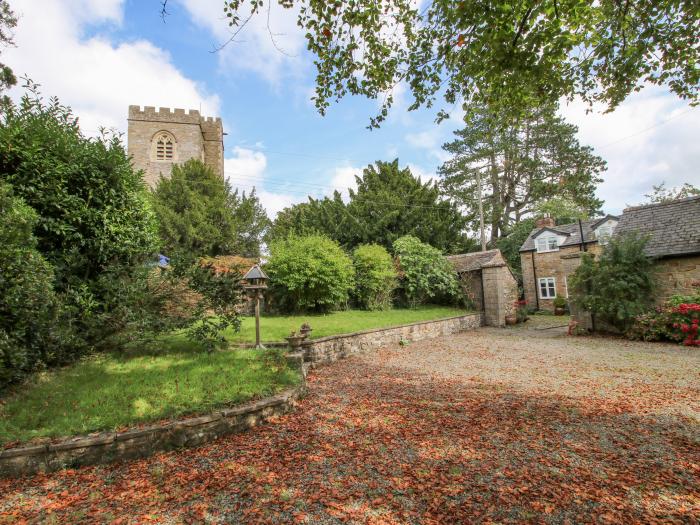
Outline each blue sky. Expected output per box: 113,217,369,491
5,0,699,218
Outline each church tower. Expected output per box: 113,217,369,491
127,105,224,187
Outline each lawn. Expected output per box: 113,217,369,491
225,305,467,343
0,347,299,446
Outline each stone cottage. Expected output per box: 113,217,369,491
613,195,700,302
447,249,519,327
519,215,619,311
127,105,224,187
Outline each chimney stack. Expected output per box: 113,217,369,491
536,217,556,229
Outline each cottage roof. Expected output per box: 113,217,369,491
447,249,507,273
614,196,700,258
519,214,619,252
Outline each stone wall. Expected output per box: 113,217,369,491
481,266,518,327
653,255,700,302
127,105,223,187
302,313,482,365
521,243,601,311
1,380,305,478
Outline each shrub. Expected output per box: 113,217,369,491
569,234,655,332
352,244,397,310
553,296,567,309
0,86,158,352
0,183,79,389
392,235,460,307
266,235,355,313
628,291,700,347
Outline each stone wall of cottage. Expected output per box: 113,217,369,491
653,255,700,302
521,243,601,312
482,266,518,326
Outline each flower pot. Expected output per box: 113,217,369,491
505,314,517,325
285,335,306,351
554,306,566,316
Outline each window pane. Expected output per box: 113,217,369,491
548,237,558,249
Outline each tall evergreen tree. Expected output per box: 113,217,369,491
151,160,269,257
267,160,473,253
439,104,605,242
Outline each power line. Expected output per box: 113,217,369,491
597,107,696,150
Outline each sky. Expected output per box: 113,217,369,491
4,0,699,219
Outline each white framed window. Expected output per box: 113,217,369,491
536,235,559,253
152,131,176,161
538,277,556,299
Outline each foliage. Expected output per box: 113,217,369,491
224,306,466,343
439,104,604,241
0,183,78,389
392,235,460,307
534,196,590,224
627,289,700,346
642,182,700,204
514,299,529,323
569,234,655,332
223,0,699,128
552,296,567,309
0,346,299,445
266,234,355,313
0,1,17,102
0,85,158,353
351,244,398,310
268,160,471,253
151,159,269,258
495,218,536,282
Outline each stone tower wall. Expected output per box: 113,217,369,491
127,106,224,187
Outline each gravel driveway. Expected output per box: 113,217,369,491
1,323,698,524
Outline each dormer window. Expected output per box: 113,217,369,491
536,235,559,253
152,131,176,161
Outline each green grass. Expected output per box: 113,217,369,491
0,347,299,445
0,306,465,445
225,305,468,343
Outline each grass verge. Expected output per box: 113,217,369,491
0,347,298,445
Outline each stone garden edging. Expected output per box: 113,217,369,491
0,355,308,478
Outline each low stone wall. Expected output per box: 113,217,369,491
1,379,306,478
301,313,482,365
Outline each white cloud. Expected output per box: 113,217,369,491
560,87,700,214
5,0,220,136
406,163,437,185
177,0,305,86
224,147,299,218
330,165,361,201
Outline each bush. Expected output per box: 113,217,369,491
392,235,460,307
628,289,700,346
351,244,398,310
0,86,158,352
266,235,355,313
569,234,655,332
0,183,79,389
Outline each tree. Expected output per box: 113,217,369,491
265,234,355,313
569,234,655,332
267,160,472,253
643,182,700,204
151,159,269,257
439,104,605,242
0,1,17,101
352,244,398,310
230,188,270,257
393,235,460,308
222,0,699,127
495,218,536,283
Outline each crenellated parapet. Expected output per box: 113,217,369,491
128,105,223,126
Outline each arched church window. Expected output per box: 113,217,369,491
153,131,176,161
